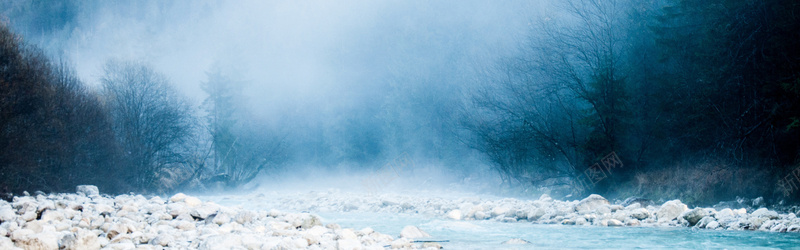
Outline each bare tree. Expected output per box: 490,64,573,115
101,60,195,191
200,65,288,189
466,0,635,194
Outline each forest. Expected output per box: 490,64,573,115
1,0,799,206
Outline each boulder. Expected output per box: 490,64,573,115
184,196,202,207
191,205,219,220
399,225,430,239
527,208,546,221
750,208,779,220
656,200,688,222
575,194,610,214
212,212,231,225
715,208,735,218
0,206,17,222
336,239,361,250
491,206,510,218
300,214,322,229
149,235,174,247
607,219,624,227
199,235,242,250
695,216,716,229
0,237,18,250
446,209,462,220
14,231,59,250
681,208,709,226
76,185,99,196
628,208,650,220
337,228,358,240
169,193,187,203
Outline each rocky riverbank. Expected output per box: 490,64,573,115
234,190,800,233
3,186,799,250
0,186,439,249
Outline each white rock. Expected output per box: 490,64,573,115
104,242,135,250
0,236,18,250
21,211,37,221
169,193,187,203
624,218,640,226
212,212,231,225
184,196,202,207
751,208,779,220
491,206,510,218
337,239,362,250
681,208,709,226
76,185,99,196
399,225,430,239
656,200,688,222
706,221,720,229
575,194,610,214
234,210,256,224
15,231,59,250
190,204,218,220
0,207,17,222
166,203,188,218
94,204,114,215
527,208,546,221
446,209,462,220
607,219,624,227
716,208,735,218
338,228,358,240
390,238,413,249
629,208,650,220
502,238,531,244
149,235,173,247
787,224,800,232
106,223,130,240
300,214,322,229
40,210,64,223
359,227,374,235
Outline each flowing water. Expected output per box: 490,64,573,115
202,193,800,249
313,211,800,249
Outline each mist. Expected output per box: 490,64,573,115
3,0,800,248
3,0,800,205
